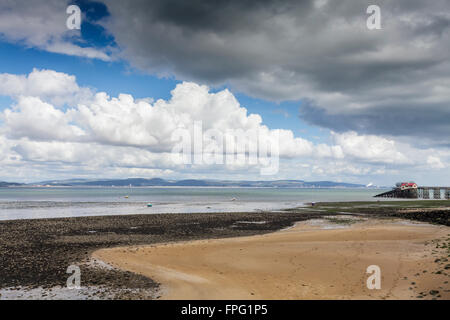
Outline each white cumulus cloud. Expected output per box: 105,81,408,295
0,69,93,106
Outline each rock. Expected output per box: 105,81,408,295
429,290,439,296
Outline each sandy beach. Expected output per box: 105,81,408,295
94,218,450,300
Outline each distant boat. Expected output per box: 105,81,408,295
124,184,132,198
147,203,153,207
231,197,237,201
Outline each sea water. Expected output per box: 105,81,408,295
0,187,389,220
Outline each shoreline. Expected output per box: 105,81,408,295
0,198,436,222
0,202,307,222
0,201,449,299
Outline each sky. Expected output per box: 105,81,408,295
0,0,449,185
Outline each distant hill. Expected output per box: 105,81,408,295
0,181,24,187
32,178,368,188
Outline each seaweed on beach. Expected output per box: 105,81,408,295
311,201,450,226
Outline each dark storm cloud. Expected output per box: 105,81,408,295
100,0,450,142
139,0,313,33
300,100,450,141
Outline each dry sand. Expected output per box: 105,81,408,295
94,218,450,300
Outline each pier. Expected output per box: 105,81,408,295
375,186,450,199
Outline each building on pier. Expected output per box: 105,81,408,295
375,182,450,199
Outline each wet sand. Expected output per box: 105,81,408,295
94,218,450,300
